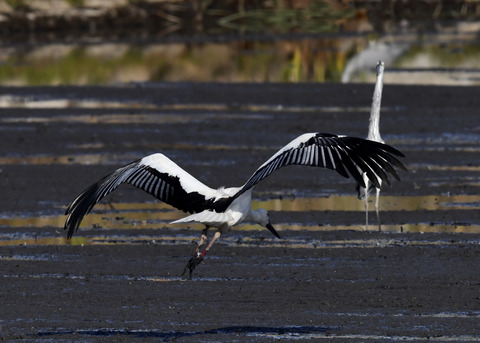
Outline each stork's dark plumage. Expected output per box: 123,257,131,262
65,132,406,277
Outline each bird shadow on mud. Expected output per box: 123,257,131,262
34,325,339,341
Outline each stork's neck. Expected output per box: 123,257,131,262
246,208,269,227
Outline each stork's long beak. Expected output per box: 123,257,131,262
266,222,280,238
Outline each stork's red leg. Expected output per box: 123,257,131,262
182,227,219,279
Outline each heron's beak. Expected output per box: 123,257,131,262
266,222,280,238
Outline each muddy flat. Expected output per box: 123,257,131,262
0,83,479,341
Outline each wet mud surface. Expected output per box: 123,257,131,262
0,83,479,341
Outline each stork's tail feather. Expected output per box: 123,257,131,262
171,211,232,226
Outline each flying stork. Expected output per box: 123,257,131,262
64,132,406,278
356,60,386,231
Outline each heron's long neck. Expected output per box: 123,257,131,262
368,65,384,143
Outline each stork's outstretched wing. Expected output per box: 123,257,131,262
65,133,407,238
237,133,406,196
64,153,218,238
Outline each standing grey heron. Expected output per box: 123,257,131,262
356,60,386,231
65,132,406,278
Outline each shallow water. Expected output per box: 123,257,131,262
1,192,479,248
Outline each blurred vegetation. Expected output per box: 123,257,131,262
1,0,479,38
0,0,362,84
0,0,358,37
0,0,479,85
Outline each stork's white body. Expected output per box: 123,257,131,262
173,188,256,229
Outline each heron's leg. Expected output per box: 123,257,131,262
375,188,382,232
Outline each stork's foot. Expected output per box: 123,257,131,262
181,251,206,279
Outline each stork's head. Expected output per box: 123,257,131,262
255,209,280,239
